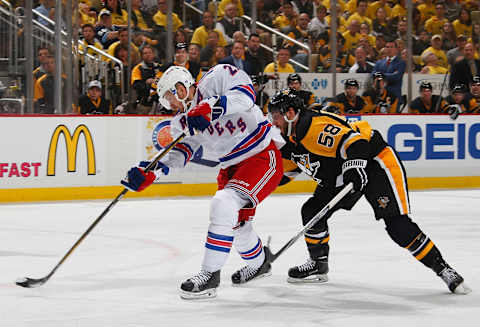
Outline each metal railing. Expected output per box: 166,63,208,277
0,1,17,74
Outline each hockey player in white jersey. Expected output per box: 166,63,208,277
121,64,285,299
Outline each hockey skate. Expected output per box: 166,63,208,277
287,257,329,283
180,270,220,300
231,246,272,284
438,265,471,294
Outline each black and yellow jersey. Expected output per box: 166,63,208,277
444,94,480,114
363,88,398,113
329,93,369,114
409,95,448,114
280,110,387,188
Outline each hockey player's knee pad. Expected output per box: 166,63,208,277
301,196,329,232
210,189,247,228
233,220,254,242
384,215,422,247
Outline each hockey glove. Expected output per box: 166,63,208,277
120,161,169,192
447,104,461,120
187,97,225,134
342,159,368,192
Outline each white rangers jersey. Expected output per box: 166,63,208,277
161,64,285,170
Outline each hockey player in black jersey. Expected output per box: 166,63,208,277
409,81,448,114
363,72,399,113
287,73,315,107
267,89,471,294
325,78,369,114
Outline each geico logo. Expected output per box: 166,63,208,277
387,123,480,161
47,124,96,176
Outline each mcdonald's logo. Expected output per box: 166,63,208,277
47,124,96,176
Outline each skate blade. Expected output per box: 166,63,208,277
179,288,217,300
453,282,472,295
232,271,272,287
287,274,328,284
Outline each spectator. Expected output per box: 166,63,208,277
264,47,295,74
191,11,228,48
349,46,375,73
409,81,448,114
346,0,372,30
421,34,448,68
131,0,152,32
318,34,355,73
414,29,431,55
113,44,131,95
307,5,328,39
366,0,392,21
293,0,314,17
447,34,468,67
79,24,104,58
358,35,378,63
372,7,393,39
79,3,98,26
325,4,347,33
391,0,406,18
104,0,128,27
78,80,112,114
372,39,406,101
34,55,66,114
424,2,448,36
420,52,448,74
34,0,54,27
342,19,361,51
450,42,480,89
33,46,51,86
107,28,140,65
285,13,310,57
470,76,480,103
95,9,119,49
218,41,248,71
216,3,244,45
152,0,184,32
131,45,162,114
287,73,315,106
188,44,202,65
272,1,298,30
440,21,457,51
417,0,435,25
199,30,221,67
161,43,202,81
445,0,462,21
452,7,472,38
244,33,266,75
359,22,376,48
363,72,399,113
232,31,247,45
217,0,244,20
326,78,369,114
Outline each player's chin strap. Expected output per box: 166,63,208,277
284,112,299,136
177,83,196,112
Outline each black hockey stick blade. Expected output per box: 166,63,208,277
266,183,354,264
15,133,186,288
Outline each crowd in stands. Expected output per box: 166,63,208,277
3,0,480,115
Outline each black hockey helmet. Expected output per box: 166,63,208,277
471,76,480,85
287,73,302,84
451,83,468,94
268,88,304,114
250,75,260,85
419,81,433,91
344,78,359,88
373,72,385,80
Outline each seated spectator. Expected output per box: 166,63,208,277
217,0,244,20
358,36,378,63
450,42,480,88
191,11,228,48
391,0,406,18
95,9,119,49
284,13,310,57
272,1,297,30
113,44,131,97
424,2,448,36
107,28,140,65
440,21,457,51
342,20,362,52
346,0,372,30
452,7,472,38
307,5,328,39
349,46,375,73
318,34,355,73
244,33,266,75
78,80,112,114
219,41,251,73
34,0,54,27
153,0,184,32
216,3,246,45
161,43,201,81
293,0,314,17
33,46,51,86
264,47,295,74
444,83,480,119
417,0,436,25
79,3,98,25
409,81,448,114
199,30,221,67
79,24,104,58
415,29,432,55
363,72,399,113
34,55,66,114
131,0,151,32
421,52,448,74
421,34,448,68
326,78,368,114
447,34,468,67
188,43,202,65
324,4,347,33
104,0,128,28
131,45,162,114
372,6,393,39
366,0,392,20
359,22,376,48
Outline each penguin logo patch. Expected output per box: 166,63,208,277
377,196,390,209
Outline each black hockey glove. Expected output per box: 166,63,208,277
447,104,461,120
342,159,368,192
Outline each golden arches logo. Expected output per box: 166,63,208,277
47,125,96,176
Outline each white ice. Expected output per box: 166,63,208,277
1,189,479,327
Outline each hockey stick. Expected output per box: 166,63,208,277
435,72,449,113
266,183,354,264
16,132,186,288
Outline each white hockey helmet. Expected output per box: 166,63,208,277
157,65,195,113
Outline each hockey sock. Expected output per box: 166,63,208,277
233,221,265,269
202,223,234,272
404,232,444,271
305,229,330,260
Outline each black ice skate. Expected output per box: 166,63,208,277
231,246,272,284
287,257,329,283
437,265,471,294
180,270,220,300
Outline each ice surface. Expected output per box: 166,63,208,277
1,190,479,327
